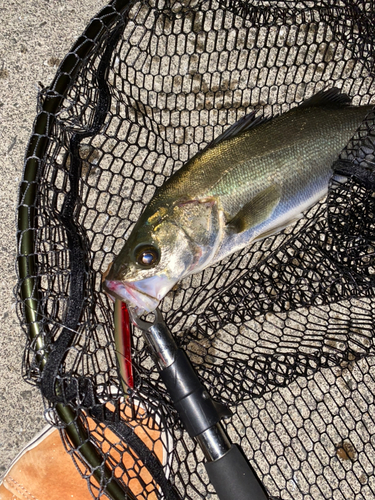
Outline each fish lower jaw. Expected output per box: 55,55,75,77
103,279,160,318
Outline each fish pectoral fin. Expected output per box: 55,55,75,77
252,214,303,242
227,184,281,234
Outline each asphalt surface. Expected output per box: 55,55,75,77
0,0,107,476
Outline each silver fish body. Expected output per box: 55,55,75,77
103,89,372,317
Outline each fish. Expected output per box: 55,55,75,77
103,88,372,318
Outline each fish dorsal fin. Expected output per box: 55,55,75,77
202,111,271,152
203,89,350,154
299,87,352,109
227,184,281,234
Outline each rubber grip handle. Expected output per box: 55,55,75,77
205,445,269,500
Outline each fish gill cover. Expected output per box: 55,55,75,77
16,0,375,499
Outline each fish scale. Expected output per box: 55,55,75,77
206,106,368,218
103,88,373,317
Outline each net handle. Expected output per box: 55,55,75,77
135,309,269,500
206,445,269,500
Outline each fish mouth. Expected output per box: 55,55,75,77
103,275,175,318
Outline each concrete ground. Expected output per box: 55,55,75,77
0,0,107,476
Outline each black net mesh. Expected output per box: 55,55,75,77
16,0,375,499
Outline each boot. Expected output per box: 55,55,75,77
0,398,172,500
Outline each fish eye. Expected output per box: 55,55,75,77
135,245,159,267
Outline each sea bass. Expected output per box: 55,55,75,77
103,88,372,317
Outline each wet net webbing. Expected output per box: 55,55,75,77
17,0,375,499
